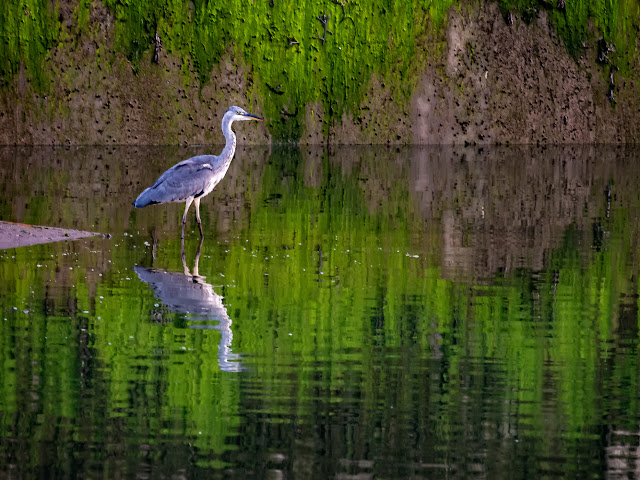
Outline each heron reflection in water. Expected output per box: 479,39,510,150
133,237,243,372
133,106,262,238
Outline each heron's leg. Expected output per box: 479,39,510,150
181,197,194,239
194,197,204,237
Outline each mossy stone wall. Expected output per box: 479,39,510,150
1,0,639,144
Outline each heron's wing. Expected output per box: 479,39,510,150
146,159,218,203
149,156,205,188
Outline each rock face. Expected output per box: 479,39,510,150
410,4,639,145
0,2,638,145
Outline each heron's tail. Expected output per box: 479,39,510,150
133,188,156,208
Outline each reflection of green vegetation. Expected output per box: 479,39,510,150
0,147,640,475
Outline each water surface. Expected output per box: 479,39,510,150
1,145,639,479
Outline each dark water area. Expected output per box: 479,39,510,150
1,145,640,479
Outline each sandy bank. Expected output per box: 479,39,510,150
0,221,100,249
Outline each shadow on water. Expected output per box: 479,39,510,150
1,144,640,478
133,237,243,372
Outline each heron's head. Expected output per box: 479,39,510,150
227,106,263,122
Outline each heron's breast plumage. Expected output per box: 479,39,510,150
197,163,230,198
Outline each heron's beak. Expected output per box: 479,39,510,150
244,113,263,121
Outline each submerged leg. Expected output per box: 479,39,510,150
181,197,194,239
194,197,204,237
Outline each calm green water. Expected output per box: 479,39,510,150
0,145,639,479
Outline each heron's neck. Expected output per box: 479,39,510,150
220,118,236,166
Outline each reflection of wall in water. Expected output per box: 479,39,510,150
404,146,640,279
0,145,270,236
3,144,640,281
605,429,640,479
319,145,640,278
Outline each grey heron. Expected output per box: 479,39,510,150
133,105,262,238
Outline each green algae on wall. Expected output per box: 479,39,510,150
1,0,640,142
498,0,640,69
100,0,456,141
0,0,59,90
